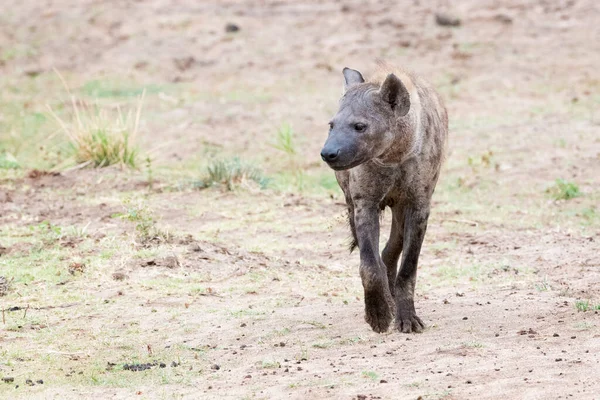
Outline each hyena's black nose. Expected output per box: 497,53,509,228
320,148,340,162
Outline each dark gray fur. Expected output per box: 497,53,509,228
321,64,448,333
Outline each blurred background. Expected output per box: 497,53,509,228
1,0,598,186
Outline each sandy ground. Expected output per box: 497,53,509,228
1,0,600,399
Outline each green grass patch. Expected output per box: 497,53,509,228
575,300,600,312
261,360,281,369
0,151,20,169
575,300,590,312
362,370,379,381
271,123,297,156
195,157,270,190
48,97,142,169
547,179,581,200
117,197,170,245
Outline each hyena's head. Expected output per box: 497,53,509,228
321,67,411,170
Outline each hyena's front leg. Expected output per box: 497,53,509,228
394,206,429,333
354,200,395,333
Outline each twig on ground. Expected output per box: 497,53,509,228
444,219,479,227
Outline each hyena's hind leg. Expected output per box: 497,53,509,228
394,205,430,333
381,206,405,298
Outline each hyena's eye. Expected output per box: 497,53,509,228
354,123,367,132
328,121,334,130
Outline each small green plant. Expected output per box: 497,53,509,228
574,321,595,330
119,197,168,245
301,320,327,329
547,179,581,200
271,123,297,156
294,346,309,361
581,207,597,224
467,150,494,172
574,300,599,312
197,157,269,190
535,277,551,292
270,123,311,191
312,341,332,349
30,220,63,249
362,370,379,381
66,222,91,238
261,360,281,369
145,155,154,191
575,300,589,312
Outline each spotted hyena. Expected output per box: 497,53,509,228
320,62,448,333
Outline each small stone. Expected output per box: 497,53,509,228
2,377,14,383
26,379,34,386
159,363,166,368
435,13,461,27
553,333,559,337
188,243,203,252
0,276,11,296
380,379,388,383
112,272,128,281
36,379,44,384
494,14,513,24
24,68,43,78
173,56,195,72
211,364,220,370
225,23,240,33
163,255,180,269
462,317,468,320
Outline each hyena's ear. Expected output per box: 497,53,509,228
342,67,365,91
379,73,410,117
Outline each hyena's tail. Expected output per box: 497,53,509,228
348,210,358,253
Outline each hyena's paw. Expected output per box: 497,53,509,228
364,287,393,333
394,302,425,333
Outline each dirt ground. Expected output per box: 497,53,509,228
1,0,599,399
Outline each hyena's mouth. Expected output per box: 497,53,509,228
325,156,366,171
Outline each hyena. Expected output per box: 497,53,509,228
320,62,448,333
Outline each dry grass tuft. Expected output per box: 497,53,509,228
47,71,144,169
